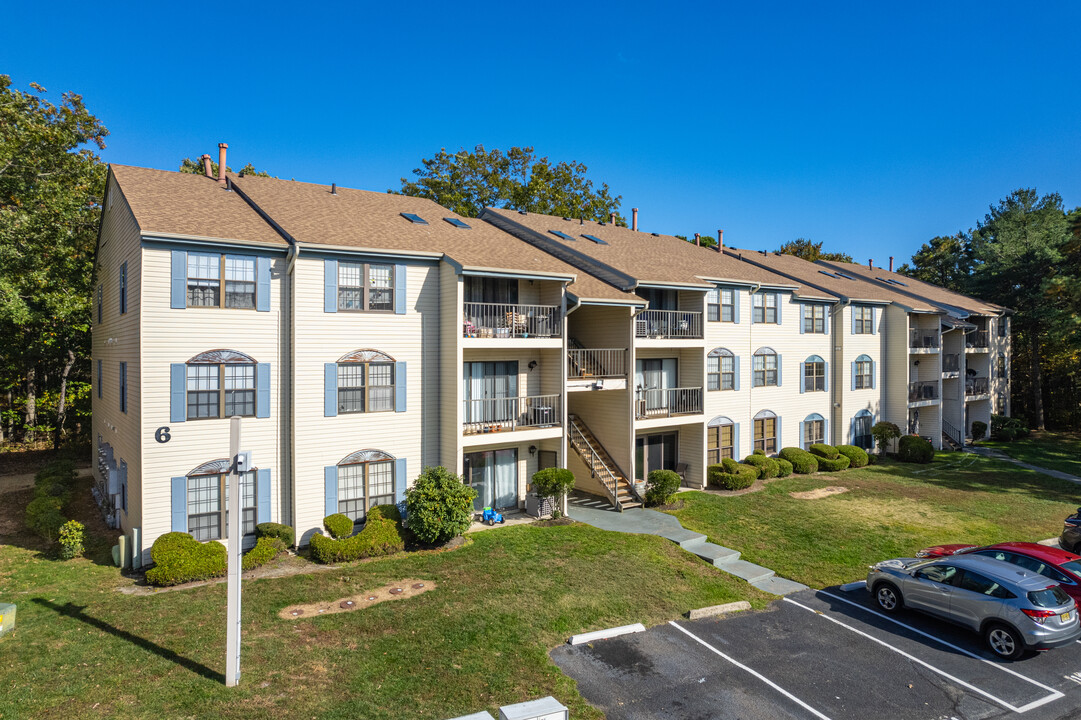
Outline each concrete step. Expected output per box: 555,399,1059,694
717,558,775,584
660,527,708,548
691,542,741,566
750,576,809,596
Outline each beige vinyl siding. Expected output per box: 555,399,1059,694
841,303,889,445
92,174,143,537
138,244,287,560
292,254,439,545
440,262,463,472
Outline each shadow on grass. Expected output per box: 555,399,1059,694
873,454,1081,505
32,598,223,683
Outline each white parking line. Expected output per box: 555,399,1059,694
785,593,1064,714
667,621,834,720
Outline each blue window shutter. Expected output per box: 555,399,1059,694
394,264,407,314
850,417,857,444
733,356,740,391
170,363,186,422
871,308,877,334
824,418,830,445
824,307,830,334
733,423,740,459
324,363,338,417
799,362,805,393
851,361,857,391
823,362,829,392
799,304,806,334
257,468,271,524
395,458,407,504
776,354,782,386
395,361,407,412
324,259,338,313
256,256,271,312
171,476,187,533
732,290,740,324
776,295,782,325
775,416,782,450
171,250,187,309
324,466,338,518
851,308,857,334
799,421,805,448
870,360,876,390
256,363,271,418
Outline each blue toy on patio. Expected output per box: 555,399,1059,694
482,507,505,526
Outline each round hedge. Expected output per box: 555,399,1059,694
776,458,793,477
707,463,758,490
645,469,681,506
815,455,851,472
898,435,934,463
809,443,839,460
324,513,354,539
146,532,227,586
742,454,779,479
835,444,869,468
256,521,295,548
778,447,819,474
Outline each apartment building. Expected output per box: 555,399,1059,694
92,160,1012,561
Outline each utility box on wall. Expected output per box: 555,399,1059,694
0,603,16,637
498,697,568,720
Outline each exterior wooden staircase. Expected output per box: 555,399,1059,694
568,414,642,511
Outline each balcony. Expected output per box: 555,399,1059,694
568,348,627,379
908,380,939,403
942,354,960,374
966,377,990,397
635,387,703,420
463,303,561,339
462,394,561,436
909,329,940,350
965,331,989,350
635,310,703,339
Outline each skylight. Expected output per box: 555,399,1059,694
818,270,840,279
834,272,855,280
581,234,608,245
443,217,470,229
888,278,908,286
548,230,576,241
400,212,428,225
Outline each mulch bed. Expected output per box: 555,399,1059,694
278,579,435,620
533,517,575,527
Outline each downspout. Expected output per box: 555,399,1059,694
747,283,760,438
831,298,850,445
287,243,299,531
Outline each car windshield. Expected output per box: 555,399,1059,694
1060,559,1081,576
1028,586,1070,609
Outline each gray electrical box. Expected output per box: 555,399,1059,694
447,713,495,720
499,697,568,720
0,603,16,637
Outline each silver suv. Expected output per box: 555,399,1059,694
867,553,1081,659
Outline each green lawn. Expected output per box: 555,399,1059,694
981,431,1081,477
667,452,1081,589
0,477,768,720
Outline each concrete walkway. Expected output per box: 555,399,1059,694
568,493,808,596
965,446,1081,484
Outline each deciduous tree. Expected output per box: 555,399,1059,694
777,238,852,263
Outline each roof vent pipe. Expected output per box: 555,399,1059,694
868,258,873,270
201,154,213,179
632,208,638,231
610,212,617,225
889,256,894,272
331,183,337,195
717,229,724,252
217,143,228,185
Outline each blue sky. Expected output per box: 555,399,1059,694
3,1,1078,264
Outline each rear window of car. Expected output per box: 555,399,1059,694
1060,559,1081,576
1028,586,1070,608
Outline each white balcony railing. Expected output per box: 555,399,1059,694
462,394,561,435
463,303,562,338
567,348,627,379
634,387,703,419
634,310,703,339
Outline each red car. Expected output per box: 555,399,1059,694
916,541,1081,603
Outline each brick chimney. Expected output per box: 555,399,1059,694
717,229,724,252
632,208,638,231
609,212,616,225
889,256,894,272
217,143,228,185
694,232,701,246
201,154,213,179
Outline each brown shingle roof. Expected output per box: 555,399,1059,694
815,259,1006,316
483,208,806,293
109,165,287,247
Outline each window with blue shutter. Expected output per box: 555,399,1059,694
256,363,271,418
256,256,271,312
257,468,272,525
394,264,407,314
395,458,408,507
324,363,338,417
324,259,338,313
170,363,186,422
733,356,740,391
395,362,407,412
171,476,188,532
324,465,339,517
171,250,187,309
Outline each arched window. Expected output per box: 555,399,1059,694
853,354,874,390
753,410,779,454
853,410,873,450
802,413,825,450
335,449,396,525
707,415,736,464
185,458,257,542
802,355,826,393
753,347,779,387
334,349,398,414
185,350,258,419
707,348,736,391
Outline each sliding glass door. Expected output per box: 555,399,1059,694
635,433,677,481
463,361,519,425
464,449,518,511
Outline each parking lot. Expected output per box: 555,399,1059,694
552,585,1081,719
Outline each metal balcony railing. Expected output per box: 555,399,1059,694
942,354,960,373
966,377,990,396
965,331,989,349
908,381,939,403
463,303,562,338
634,310,703,339
568,348,627,379
462,394,561,435
909,329,940,349
635,387,703,419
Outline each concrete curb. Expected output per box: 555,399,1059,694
686,601,751,620
839,580,866,592
1037,537,1063,548
569,623,646,645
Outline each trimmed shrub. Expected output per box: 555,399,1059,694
58,520,85,559
707,463,758,490
256,522,295,548
242,536,286,571
815,455,851,472
871,421,902,454
995,426,1018,442
742,454,779,479
26,495,65,542
809,443,839,460
145,532,227,586
898,435,934,464
971,421,987,442
835,444,869,468
308,515,406,564
531,468,576,507
405,466,476,545
367,503,401,523
778,447,819,474
752,448,765,456
645,469,681,506
776,458,793,478
36,459,76,486
324,513,354,540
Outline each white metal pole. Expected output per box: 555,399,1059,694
225,416,242,687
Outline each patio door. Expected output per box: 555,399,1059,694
464,361,519,425
635,432,677,480
464,449,518,511
635,358,677,411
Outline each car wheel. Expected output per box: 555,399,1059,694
985,623,1025,660
875,583,902,613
